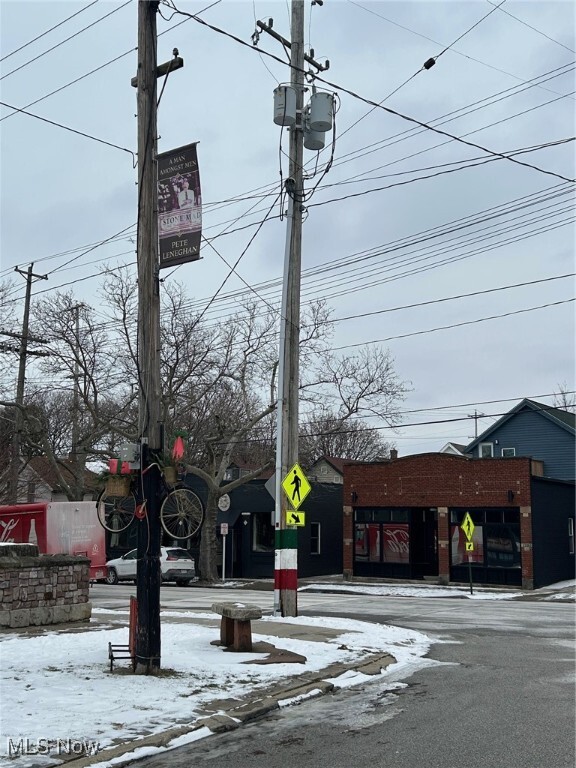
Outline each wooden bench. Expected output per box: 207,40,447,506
108,642,134,673
211,602,262,652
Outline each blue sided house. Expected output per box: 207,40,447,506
465,398,575,481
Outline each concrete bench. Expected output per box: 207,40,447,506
211,602,262,652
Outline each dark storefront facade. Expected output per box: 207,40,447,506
183,476,343,580
344,454,575,589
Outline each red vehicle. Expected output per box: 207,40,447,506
0,501,107,581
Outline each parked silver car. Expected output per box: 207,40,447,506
105,547,195,586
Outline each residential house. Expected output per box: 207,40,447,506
439,442,467,456
307,456,346,484
14,456,99,503
464,398,575,481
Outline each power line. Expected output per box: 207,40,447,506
0,1,220,124
0,1,132,81
0,0,101,63
173,6,575,184
486,0,576,54
346,0,572,99
308,137,575,208
192,192,282,326
197,60,576,220
17,265,575,364
436,0,507,58
331,298,575,351
311,74,576,184
9,180,561,319
0,50,136,124
0,99,136,160
329,273,575,324
2,177,571,322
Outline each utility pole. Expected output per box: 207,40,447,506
132,0,183,674
279,0,305,618
8,264,48,505
468,409,485,439
260,2,330,618
274,0,305,619
69,304,84,500
135,0,162,675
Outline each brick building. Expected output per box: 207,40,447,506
343,453,575,589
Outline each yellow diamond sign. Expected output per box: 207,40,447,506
461,512,475,542
282,463,311,511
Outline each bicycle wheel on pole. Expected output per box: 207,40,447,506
160,488,204,540
97,490,137,533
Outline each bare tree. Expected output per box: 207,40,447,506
299,411,392,467
0,407,14,502
19,291,137,499
7,268,410,582
553,382,576,413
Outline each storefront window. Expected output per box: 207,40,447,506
451,524,484,566
485,525,520,568
382,524,409,563
252,511,274,552
451,521,520,568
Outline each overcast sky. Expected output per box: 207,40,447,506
0,0,574,456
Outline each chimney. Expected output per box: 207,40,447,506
390,448,398,460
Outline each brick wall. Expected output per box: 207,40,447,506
0,543,91,628
344,454,535,508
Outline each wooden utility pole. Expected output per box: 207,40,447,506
69,303,84,500
275,0,305,618
7,264,47,504
135,0,163,675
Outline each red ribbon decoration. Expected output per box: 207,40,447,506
172,435,185,461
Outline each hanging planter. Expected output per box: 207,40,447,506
163,466,178,485
105,475,132,497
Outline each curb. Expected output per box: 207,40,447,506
64,652,395,767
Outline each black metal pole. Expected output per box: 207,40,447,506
135,445,162,673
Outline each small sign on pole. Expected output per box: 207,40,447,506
220,523,228,582
285,509,305,527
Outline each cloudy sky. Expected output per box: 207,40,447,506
0,0,574,455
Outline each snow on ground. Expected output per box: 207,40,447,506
299,578,576,600
298,582,524,599
2,580,573,766
0,613,430,768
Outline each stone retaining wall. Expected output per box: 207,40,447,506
0,543,91,628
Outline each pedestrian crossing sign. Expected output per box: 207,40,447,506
461,512,475,541
286,509,305,527
282,463,311,510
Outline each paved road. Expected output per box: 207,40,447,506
92,585,575,768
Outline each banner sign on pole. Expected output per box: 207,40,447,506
157,142,202,269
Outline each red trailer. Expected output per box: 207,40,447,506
0,501,107,581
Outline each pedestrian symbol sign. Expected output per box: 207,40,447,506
282,463,311,510
286,510,305,527
461,512,475,541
